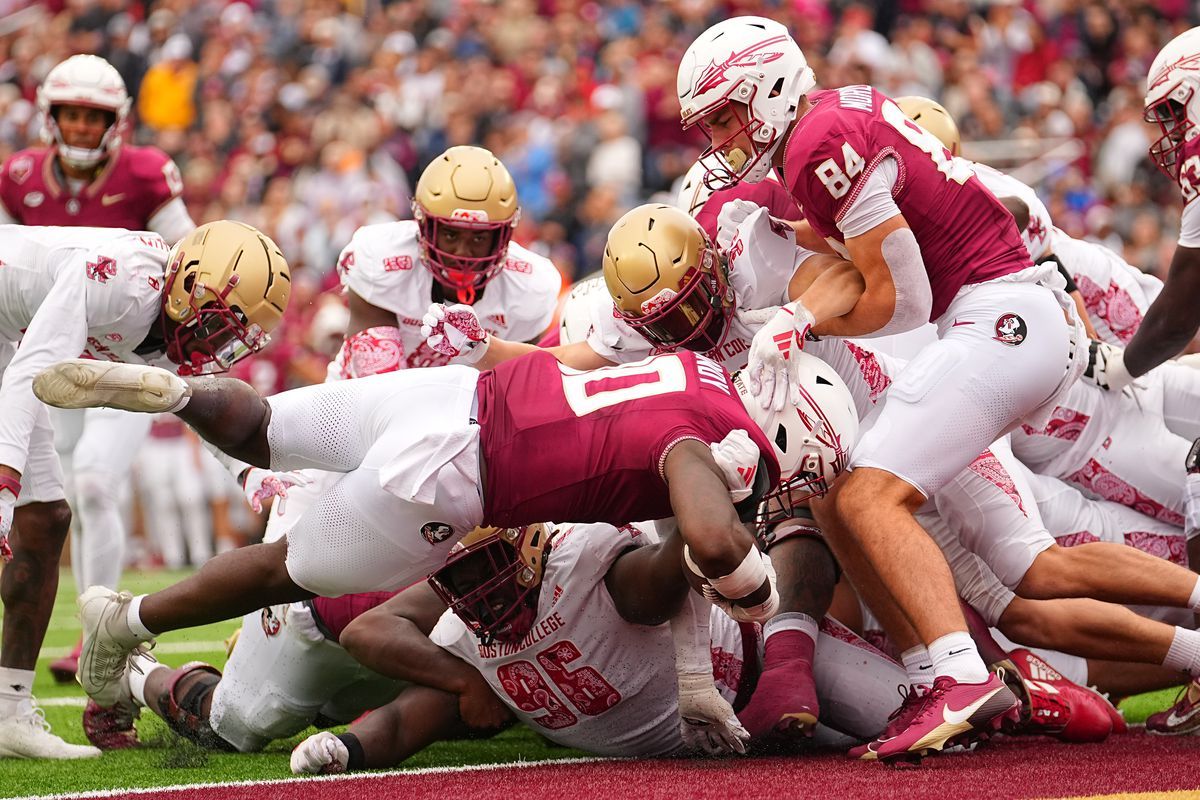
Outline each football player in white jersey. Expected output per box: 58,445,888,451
289,522,906,773
259,145,560,548
0,221,290,759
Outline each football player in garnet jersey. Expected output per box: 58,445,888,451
288,521,906,772
0,221,290,759
676,16,1091,762
0,54,199,686
34,345,857,745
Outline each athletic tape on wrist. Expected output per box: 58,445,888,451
702,545,769,601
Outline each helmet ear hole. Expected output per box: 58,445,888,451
774,423,788,453
182,274,196,294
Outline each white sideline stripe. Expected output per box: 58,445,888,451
6,756,615,799
40,641,229,659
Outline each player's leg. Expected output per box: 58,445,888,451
136,436,188,569
1158,361,1200,442
0,409,99,758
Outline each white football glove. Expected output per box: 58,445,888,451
745,301,816,411
701,553,780,624
708,429,761,503
0,476,19,563
239,468,312,515
290,731,349,775
421,303,491,364
1082,340,1134,393
677,671,749,755
715,198,759,251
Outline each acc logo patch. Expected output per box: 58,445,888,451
993,313,1027,346
421,521,454,545
383,255,413,271
8,155,32,184
260,606,282,637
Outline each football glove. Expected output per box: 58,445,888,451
745,301,816,411
0,475,19,563
677,671,749,755
1082,340,1134,393
290,731,349,775
422,303,491,364
239,468,312,515
715,198,759,251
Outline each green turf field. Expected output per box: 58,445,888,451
0,568,1182,798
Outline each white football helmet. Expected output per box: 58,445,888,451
1144,26,1200,180
558,274,606,345
732,352,858,523
676,159,714,218
677,16,814,187
37,55,131,170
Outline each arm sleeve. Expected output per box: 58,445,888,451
837,157,900,239
1179,200,1200,248
146,196,195,246
0,267,90,473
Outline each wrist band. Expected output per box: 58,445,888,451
0,475,21,499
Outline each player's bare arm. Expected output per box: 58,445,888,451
1122,246,1200,377
169,376,274,469
787,219,836,254
811,215,926,337
603,528,691,626
340,582,509,730
664,440,774,616
792,255,866,331
474,337,613,371
346,290,401,337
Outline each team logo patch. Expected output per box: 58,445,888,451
503,257,531,274
421,521,454,545
85,256,117,283
383,255,412,271
9,155,32,185
23,191,43,207
260,607,282,637
993,313,1027,346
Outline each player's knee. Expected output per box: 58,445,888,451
14,500,72,551
74,471,118,516
1015,546,1078,600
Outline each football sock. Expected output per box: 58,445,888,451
127,652,167,708
900,645,934,689
0,668,34,718
928,631,990,684
1164,627,1200,678
762,613,817,667
127,594,156,640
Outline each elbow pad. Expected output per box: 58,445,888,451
859,227,932,337
336,326,404,379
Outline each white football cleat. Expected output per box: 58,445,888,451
77,587,153,708
0,700,101,759
33,359,189,413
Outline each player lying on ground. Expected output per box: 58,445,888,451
289,521,907,773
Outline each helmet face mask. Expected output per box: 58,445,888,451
604,204,733,354
1144,27,1200,181
429,524,551,646
161,221,291,375
1146,87,1194,180
413,146,520,304
37,55,130,171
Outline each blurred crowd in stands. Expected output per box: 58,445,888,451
0,0,1195,389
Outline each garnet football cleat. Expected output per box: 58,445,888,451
48,637,83,685
82,699,140,750
1147,677,1200,736
848,684,928,761
738,629,819,739
33,359,189,413
874,673,1020,764
1004,649,1112,743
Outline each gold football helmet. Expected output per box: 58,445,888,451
894,96,961,156
603,204,730,352
428,524,552,646
161,220,291,375
413,145,520,304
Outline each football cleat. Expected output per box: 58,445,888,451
0,700,100,759
1003,649,1113,743
737,629,819,739
33,360,189,413
82,698,140,750
874,674,1020,764
848,684,928,761
77,587,153,707
48,637,83,684
1146,677,1200,736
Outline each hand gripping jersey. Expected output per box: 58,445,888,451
0,145,185,234
335,220,560,374
780,87,1030,320
430,522,750,756
584,207,807,371
476,350,779,527
693,175,803,243
0,225,168,473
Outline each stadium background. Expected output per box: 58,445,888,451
2,0,1200,796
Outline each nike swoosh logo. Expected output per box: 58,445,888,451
917,664,933,671
942,688,1002,726
1165,706,1200,727
947,648,970,656
951,320,974,327
101,193,125,206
